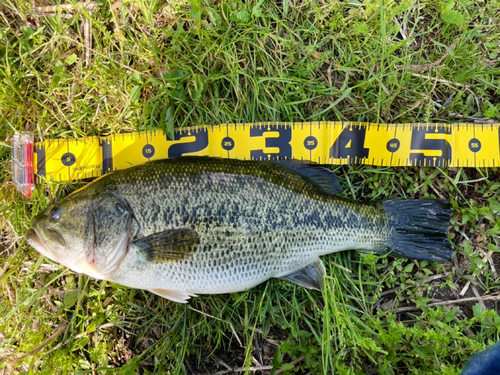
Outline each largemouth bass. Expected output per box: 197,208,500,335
26,157,453,303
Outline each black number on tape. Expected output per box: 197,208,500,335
329,125,369,161
409,127,452,166
168,128,209,157
250,125,292,160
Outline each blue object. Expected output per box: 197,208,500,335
461,341,500,375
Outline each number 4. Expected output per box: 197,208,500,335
330,125,369,161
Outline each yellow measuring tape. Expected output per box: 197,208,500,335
33,122,500,182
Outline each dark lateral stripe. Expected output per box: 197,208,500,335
101,139,113,174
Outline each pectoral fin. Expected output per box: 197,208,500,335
133,228,199,263
277,258,326,291
148,288,197,303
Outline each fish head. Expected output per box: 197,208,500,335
26,192,133,279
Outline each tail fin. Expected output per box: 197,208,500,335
383,199,453,261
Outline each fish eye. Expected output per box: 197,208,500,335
50,207,61,221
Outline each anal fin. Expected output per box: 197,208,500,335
148,288,197,303
277,258,326,291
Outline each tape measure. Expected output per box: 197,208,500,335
11,122,500,197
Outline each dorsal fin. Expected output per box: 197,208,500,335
273,160,342,196
133,228,199,263
277,258,326,290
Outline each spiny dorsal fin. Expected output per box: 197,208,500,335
148,288,196,303
273,160,342,196
133,228,199,263
277,258,326,291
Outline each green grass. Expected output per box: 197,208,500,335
1,0,500,373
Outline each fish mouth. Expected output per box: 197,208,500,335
25,224,65,260
25,227,51,256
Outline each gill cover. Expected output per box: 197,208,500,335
80,193,134,278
